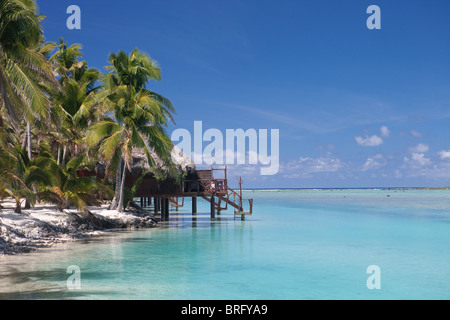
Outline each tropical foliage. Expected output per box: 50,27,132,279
0,0,176,214
88,49,175,212
0,0,54,126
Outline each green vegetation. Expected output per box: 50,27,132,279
0,0,175,214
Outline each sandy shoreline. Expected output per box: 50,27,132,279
0,198,157,256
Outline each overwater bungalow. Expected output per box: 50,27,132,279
87,147,253,220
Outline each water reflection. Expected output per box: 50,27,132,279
0,204,252,299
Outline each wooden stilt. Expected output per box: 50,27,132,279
192,196,197,215
165,198,170,221
217,198,221,215
161,197,166,220
154,197,158,215
140,197,144,208
210,195,215,219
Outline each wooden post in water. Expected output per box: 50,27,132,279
192,197,197,227
158,197,161,214
154,197,158,215
161,198,168,221
165,198,170,221
160,197,166,221
192,196,197,215
237,177,245,221
140,197,144,208
210,195,215,219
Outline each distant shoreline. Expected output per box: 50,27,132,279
242,187,450,191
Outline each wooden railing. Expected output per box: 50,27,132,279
182,178,228,195
169,197,184,207
199,183,253,214
181,168,252,215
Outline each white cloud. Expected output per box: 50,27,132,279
281,155,345,178
438,150,450,160
373,154,384,160
362,158,381,171
355,135,383,147
300,157,343,173
410,130,422,138
362,154,385,171
404,153,432,167
402,162,450,179
380,126,391,138
409,143,429,153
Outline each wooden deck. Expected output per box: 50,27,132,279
128,168,253,220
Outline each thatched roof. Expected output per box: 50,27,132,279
130,146,195,178
132,146,195,172
95,146,195,182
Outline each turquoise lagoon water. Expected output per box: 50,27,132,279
1,189,450,300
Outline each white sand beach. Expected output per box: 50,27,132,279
0,198,157,256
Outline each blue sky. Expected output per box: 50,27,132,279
38,0,450,188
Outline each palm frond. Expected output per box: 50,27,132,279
24,165,52,186
4,56,49,120
99,129,123,162
87,120,120,146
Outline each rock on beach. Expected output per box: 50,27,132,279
0,199,157,256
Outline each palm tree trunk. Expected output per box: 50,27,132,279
21,130,27,150
25,121,39,205
0,74,19,132
108,159,122,210
57,145,61,165
117,160,127,213
26,121,32,160
62,145,67,167
14,198,22,214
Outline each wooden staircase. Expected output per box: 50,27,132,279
169,197,184,208
181,168,254,219
201,185,253,218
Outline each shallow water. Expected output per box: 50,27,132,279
1,189,449,300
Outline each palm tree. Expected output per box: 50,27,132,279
49,39,83,83
46,39,102,164
38,155,104,213
0,0,56,131
88,86,174,212
104,49,175,124
0,144,52,213
88,49,175,212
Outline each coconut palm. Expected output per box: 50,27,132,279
0,0,55,130
49,39,83,83
45,39,102,164
88,49,175,212
104,48,175,124
88,85,173,212
38,155,104,213
0,144,53,213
